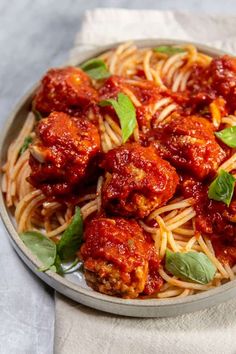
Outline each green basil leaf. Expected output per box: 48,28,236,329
215,126,236,148
33,109,42,121
19,136,33,155
53,254,63,274
208,170,236,206
57,207,83,261
165,250,216,284
99,93,137,143
154,46,186,56
62,258,82,274
20,231,56,269
80,58,110,80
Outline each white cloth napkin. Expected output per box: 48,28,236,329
55,9,236,354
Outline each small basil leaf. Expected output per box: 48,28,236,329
19,136,33,155
62,258,82,274
154,46,186,56
100,93,137,143
208,170,236,206
215,126,236,148
53,254,63,274
57,207,83,261
80,58,110,80
33,109,42,121
165,250,216,284
20,231,56,269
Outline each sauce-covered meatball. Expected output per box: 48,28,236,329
100,143,179,218
80,217,163,298
29,112,100,196
188,56,236,113
154,115,226,180
209,56,236,112
33,67,98,116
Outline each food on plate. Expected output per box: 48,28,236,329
101,143,178,218
3,42,236,299
33,67,98,116
80,217,163,298
29,111,100,196
153,114,226,179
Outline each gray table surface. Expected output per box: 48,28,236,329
1,1,236,353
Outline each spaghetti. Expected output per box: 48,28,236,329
2,41,236,299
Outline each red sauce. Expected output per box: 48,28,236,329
100,143,179,218
188,56,236,114
80,217,163,297
152,115,226,180
99,75,163,104
29,112,101,197
209,56,236,112
211,237,236,266
99,75,183,131
33,67,98,116
182,177,236,264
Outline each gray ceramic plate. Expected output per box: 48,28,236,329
1,39,235,318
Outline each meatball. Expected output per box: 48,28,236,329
29,112,100,196
210,56,236,112
100,143,179,218
33,67,98,115
188,56,236,113
80,217,163,298
154,115,226,180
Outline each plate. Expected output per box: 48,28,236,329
1,39,236,318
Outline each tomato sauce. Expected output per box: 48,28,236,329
80,217,163,297
33,67,98,116
182,177,236,264
100,143,179,218
152,115,226,180
188,56,236,114
29,111,101,197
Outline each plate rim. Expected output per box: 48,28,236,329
1,38,236,317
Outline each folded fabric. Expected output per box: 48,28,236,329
70,8,236,59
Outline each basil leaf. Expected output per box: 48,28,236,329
19,136,33,155
33,109,42,121
62,258,82,274
21,231,56,269
80,58,110,80
154,46,186,56
100,93,137,143
53,254,63,274
57,207,83,261
208,170,236,206
165,250,216,284
215,126,236,148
